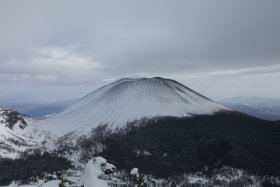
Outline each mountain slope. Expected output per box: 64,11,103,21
40,77,228,134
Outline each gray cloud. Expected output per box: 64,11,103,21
0,0,280,103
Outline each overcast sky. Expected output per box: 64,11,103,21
0,0,280,104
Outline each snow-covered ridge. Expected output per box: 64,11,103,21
0,108,28,130
39,77,229,134
0,108,38,158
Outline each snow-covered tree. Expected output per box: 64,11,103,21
130,168,145,186
80,156,116,187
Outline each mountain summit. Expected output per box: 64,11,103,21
40,77,228,134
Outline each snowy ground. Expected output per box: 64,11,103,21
2,163,280,187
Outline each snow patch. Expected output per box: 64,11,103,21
130,168,139,176
40,180,60,187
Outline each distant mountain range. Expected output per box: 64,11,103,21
2,99,77,119
218,96,280,121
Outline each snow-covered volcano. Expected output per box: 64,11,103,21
40,77,228,134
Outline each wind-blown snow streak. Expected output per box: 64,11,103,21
39,77,229,134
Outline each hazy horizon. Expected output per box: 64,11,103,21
1,78,280,106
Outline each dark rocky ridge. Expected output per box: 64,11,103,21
0,109,28,130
